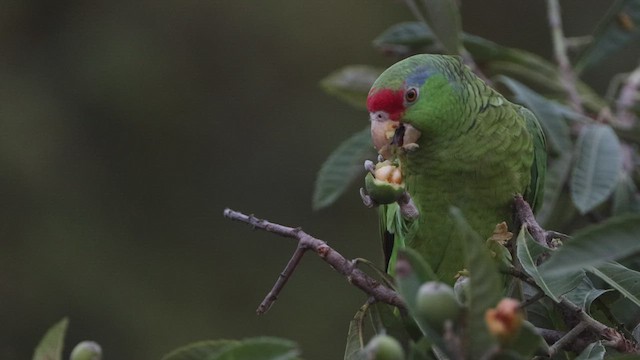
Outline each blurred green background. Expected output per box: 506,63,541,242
1,1,636,359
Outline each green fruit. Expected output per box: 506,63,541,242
70,341,102,360
365,172,404,204
415,281,461,331
364,334,405,360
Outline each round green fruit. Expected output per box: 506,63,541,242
365,172,404,204
415,281,461,331
364,334,405,360
70,341,102,360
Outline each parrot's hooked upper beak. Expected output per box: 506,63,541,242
369,111,421,159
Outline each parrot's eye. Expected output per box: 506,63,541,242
405,88,419,104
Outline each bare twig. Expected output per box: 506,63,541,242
223,208,406,314
548,321,589,356
536,328,591,354
546,0,584,114
558,297,639,353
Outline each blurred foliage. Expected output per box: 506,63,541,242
4,0,640,360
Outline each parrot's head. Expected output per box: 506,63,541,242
366,54,464,157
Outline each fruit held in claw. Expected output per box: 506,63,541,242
364,161,405,204
415,281,462,332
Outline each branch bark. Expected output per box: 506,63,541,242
546,0,584,114
223,208,406,314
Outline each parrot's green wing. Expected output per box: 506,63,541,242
519,106,547,212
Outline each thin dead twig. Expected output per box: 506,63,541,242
223,208,405,314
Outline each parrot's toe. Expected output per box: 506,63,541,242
364,160,376,174
359,187,378,208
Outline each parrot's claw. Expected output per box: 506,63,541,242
398,191,419,220
364,160,376,174
402,143,420,152
360,187,378,208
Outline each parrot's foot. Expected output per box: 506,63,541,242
360,187,378,208
545,230,570,248
364,160,376,174
402,143,420,152
398,191,419,220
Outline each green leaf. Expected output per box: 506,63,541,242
372,21,436,50
516,226,582,301
613,172,640,215
33,318,68,360
312,128,374,210
570,124,623,214
536,153,572,227
575,341,606,360
497,76,573,154
215,337,300,360
320,65,382,109
563,277,611,312
576,0,640,72
450,207,501,359
539,214,640,276
344,303,369,360
161,340,238,360
419,0,463,54
589,262,640,308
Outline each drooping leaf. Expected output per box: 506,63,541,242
372,21,436,51
536,153,572,227
450,207,501,359
590,262,640,308
563,277,611,313
576,0,640,72
320,65,382,109
516,226,582,301
312,128,374,210
613,172,640,215
344,303,369,360
418,0,463,54
161,340,238,360
497,76,573,153
538,214,640,276
570,124,623,214
215,337,300,360
575,341,606,360
33,318,68,360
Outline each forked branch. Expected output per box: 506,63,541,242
223,208,406,314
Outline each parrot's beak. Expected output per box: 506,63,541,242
370,112,421,159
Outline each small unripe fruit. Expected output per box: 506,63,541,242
365,172,405,204
364,334,404,360
70,341,102,360
415,281,461,332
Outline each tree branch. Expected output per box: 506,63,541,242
546,0,584,114
223,208,406,314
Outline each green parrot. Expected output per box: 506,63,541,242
363,54,546,284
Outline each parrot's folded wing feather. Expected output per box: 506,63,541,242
520,106,547,212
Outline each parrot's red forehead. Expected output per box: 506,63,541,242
366,88,405,120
